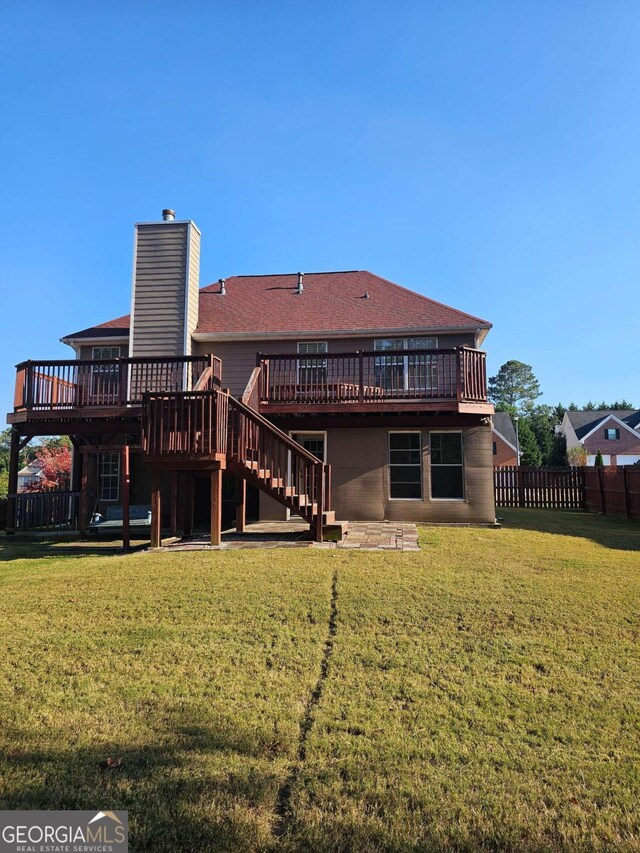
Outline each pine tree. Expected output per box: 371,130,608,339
488,361,541,412
517,419,543,467
528,410,554,465
549,434,567,466
594,449,604,466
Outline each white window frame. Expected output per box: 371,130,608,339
429,430,465,501
92,346,121,360
375,337,438,392
388,430,423,501
98,452,120,502
289,430,328,463
296,341,328,385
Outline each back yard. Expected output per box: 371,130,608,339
1,510,639,852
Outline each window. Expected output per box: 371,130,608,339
297,342,328,388
98,453,120,501
389,432,422,499
92,346,121,360
374,337,438,393
91,346,121,401
604,428,620,440
430,432,464,499
493,441,497,456
291,432,325,462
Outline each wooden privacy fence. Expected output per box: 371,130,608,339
584,466,640,520
8,491,80,531
495,465,640,519
495,466,585,509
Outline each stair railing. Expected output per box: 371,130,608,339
227,395,326,536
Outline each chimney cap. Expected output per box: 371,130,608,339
162,209,176,221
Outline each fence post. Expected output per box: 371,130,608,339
455,348,463,402
623,466,632,519
5,428,20,534
517,466,525,507
597,465,606,514
358,352,364,403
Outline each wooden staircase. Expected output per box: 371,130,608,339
227,395,335,539
141,374,338,542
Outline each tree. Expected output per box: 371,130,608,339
488,361,541,413
553,403,566,422
528,408,554,465
549,434,567,466
517,418,543,467
594,449,604,467
23,444,71,492
567,445,587,467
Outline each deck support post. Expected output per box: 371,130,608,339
211,467,222,546
121,445,131,550
150,469,162,548
182,473,194,537
79,451,97,536
5,428,20,535
235,476,246,532
314,464,324,543
170,472,179,536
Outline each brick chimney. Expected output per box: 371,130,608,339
129,210,200,357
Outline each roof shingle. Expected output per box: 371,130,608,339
63,270,491,340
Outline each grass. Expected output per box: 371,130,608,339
0,510,639,851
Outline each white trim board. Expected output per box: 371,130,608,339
579,414,640,443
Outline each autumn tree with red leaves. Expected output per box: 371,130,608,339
23,444,72,492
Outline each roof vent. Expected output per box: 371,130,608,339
162,209,176,222
363,291,370,299
219,278,226,295
296,272,304,294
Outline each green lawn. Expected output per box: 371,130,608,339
1,511,639,852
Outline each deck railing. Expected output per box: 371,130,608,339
13,355,222,412
258,346,487,406
142,388,229,460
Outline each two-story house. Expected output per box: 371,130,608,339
561,410,640,466
5,210,496,544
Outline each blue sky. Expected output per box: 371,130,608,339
1,1,639,418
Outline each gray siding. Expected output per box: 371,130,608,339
130,222,200,357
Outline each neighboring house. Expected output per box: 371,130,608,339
5,209,496,542
492,412,519,467
561,410,640,466
17,460,43,492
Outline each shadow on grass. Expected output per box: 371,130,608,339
0,717,283,852
0,535,148,563
497,508,640,551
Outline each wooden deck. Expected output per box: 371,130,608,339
256,346,491,414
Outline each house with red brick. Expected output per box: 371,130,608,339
561,410,640,466
492,412,519,467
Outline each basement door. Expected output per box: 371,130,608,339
287,432,326,521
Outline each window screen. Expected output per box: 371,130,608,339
430,433,464,499
389,432,422,499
